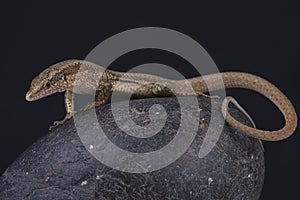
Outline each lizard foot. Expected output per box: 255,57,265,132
199,92,220,99
81,102,96,111
80,101,105,111
49,114,73,130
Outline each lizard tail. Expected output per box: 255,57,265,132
189,72,298,141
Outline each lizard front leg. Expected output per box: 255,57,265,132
49,90,74,130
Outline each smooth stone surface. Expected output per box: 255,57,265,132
0,97,264,200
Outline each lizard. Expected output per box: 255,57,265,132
25,59,298,141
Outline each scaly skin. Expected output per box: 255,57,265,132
26,59,297,141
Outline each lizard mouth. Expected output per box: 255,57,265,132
25,92,35,101
25,89,55,101
25,91,42,101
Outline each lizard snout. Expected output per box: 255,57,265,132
25,91,33,101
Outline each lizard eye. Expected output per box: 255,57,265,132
46,82,51,87
63,74,67,81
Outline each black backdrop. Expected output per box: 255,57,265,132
1,1,299,199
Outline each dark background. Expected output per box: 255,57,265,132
1,1,299,199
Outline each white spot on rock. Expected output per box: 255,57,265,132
81,180,88,186
96,175,103,180
208,177,213,185
89,145,94,150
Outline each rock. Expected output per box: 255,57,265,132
0,96,264,200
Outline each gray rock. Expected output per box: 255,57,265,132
0,97,264,200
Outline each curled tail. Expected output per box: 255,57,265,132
190,72,298,141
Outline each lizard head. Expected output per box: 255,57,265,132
25,59,108,101
25,68,69,101
25,60,79,101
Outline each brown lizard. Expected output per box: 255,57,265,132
25,59,297,141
